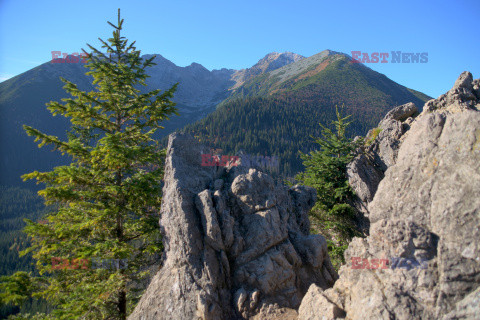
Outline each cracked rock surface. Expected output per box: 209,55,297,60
298,72,480,319
128,133,337,320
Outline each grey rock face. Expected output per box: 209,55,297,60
250,304,298,320
298,72,480,319
298,284,345,320
443,286,480,320
128,133,337,320
424,71,480,113
381,101,419,122
347,102,419,221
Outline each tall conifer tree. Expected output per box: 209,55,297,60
5,9,178,319
296,106,362,269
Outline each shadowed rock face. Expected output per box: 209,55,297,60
128,133,337,320
298,72,480,320
347,101,419,224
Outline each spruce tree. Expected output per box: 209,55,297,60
3,9,178,319
296,106,362,270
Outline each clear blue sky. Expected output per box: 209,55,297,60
1,0,479,98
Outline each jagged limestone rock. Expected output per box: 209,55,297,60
298,72,480,320
424,71,480,113
128,133,337,320
347,102,419,222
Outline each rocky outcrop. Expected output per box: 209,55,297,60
424,71,480,114
128,133,337,320
347,102,419,221
298,71,480,319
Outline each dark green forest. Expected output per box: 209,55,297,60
0,186,50,318
183,95,378,177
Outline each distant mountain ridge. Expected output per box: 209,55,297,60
183,50,433,176
0,54,236,187
230,52,305,90
224,50,428,105
0,50,432,186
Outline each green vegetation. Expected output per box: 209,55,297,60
0,186,51,318
295,107,363,270
407,87,433,103
184,95,374,178
225,54,430,110
1,10,177,320
0,22,436,316
366,127,382,146
185,52,430,179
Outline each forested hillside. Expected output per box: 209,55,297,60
184,96,342,176
0,187,50,318
183,53,431,177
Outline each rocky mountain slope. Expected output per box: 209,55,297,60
230,52,305,90
126,72,479,319
127,133,337,320
299,71,480,319
222,50,428,107
0,52,304,187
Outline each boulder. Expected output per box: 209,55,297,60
298,284,345,320
128,133,337,320
424,71,479,113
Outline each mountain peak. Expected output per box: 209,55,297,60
231,51,305,90
254,52,305,73
186,62,209,72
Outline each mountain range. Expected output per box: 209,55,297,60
182,50,431,175
0,49,433,318
0,49,432,187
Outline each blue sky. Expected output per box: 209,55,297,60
1,0,479,98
